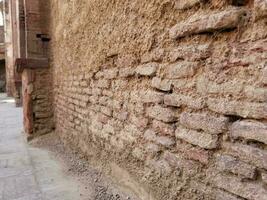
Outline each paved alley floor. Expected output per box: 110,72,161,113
0,93,82,200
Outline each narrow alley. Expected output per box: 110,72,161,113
0,93,81,200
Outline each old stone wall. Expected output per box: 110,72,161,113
50,0,267,199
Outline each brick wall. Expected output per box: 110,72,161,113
50,1,267,199
22,68,54,138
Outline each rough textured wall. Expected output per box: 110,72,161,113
22,68,54,138
50,0,267,199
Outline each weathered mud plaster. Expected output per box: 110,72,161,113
5,0,267,199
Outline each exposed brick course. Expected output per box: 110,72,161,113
210,173,267,200
230,120,267,144
170,8,248,39
29,0,267,199
180,112,229,134
175,127,218,149
215,154,256,179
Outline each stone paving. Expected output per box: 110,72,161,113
0,93,81,200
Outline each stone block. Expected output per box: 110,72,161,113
35,112,52,119
215,154,256,179
170,8,247,39
207,98,267,119
197,75,244,96
151,77,172,92
130,115,149,130
152,120,175,136
175,0,201,10
210,173,267,200
141,48,165,63
147,105,177,122
119,67,135,78
94,71,104,79
133,103,146,114
163,94,181,107
164,94,206,109
168,44,210,62
244,86,267,102
101,68,118,79
144,129,175,147
223,142,267,169
155,136,175,148
140,90,164,103
172,79,196,90
180,112,229,134
136,62,158,77
94,79,110,89
183,147,209,165
164,61,198,79
175,127,218,149
144,129,157,142
116,54,136,68
190,181,244,200
163,151,200,176
230,120,267,144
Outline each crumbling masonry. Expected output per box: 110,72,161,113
3,0,267,199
